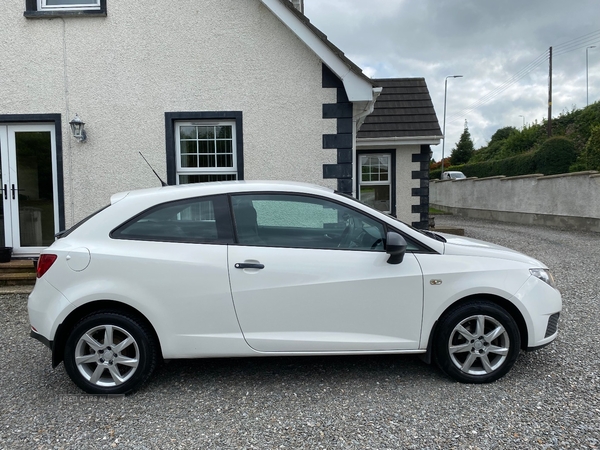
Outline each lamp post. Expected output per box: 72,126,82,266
519,115,525,130
587,46,596,106
441,75,463,179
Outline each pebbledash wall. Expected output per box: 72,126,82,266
1,0,339,226
430,171,600,232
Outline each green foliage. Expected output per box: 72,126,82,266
458,152,537,179
450,126,475,165
430,167,442,179
534,137,577,175
453,101,600,177
571,124,600,171
490,126,517,143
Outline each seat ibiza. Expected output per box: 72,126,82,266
28,181,561,394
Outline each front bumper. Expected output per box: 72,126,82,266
513,275,562,348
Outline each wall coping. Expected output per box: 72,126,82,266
500,174,543,181
537,170,599,181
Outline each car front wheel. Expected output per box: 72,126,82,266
434,301,521,383
63,312,158,395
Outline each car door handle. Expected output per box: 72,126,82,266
234,263,265,269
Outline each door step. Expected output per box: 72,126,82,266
0,260,37,286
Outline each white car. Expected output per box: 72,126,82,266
441,171,466,180
29,181,561,394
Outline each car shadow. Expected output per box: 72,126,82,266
144,353,447,394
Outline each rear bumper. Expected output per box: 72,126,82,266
30,328,53,350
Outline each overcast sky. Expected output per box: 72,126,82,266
304,0,600,160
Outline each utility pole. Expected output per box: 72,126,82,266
548,46,552,138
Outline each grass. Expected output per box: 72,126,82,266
429,207,452,215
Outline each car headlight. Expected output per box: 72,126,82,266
530,268,557,289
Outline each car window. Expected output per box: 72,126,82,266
111,195,233,243
231,194,385,251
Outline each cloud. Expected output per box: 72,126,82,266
304,0,600,159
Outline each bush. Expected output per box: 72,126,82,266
571,124,600,171
458,152,537,178
534,137,577,175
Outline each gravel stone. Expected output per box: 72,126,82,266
1,215,598,449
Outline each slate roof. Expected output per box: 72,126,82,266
357,78,442,140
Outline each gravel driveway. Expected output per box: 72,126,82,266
1,215,599,449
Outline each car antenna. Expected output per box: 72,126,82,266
139,152,167,186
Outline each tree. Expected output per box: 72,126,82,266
450,120,475,165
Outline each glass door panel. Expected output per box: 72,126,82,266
15,131,55,247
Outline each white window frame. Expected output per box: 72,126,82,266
38,0,100,11
175,121,238,185
358,153,392,214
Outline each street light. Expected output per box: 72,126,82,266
587,46,596,106
441,75,463,178
519,115,525,130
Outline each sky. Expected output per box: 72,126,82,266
304,0,600,161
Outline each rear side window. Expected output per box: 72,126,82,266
111,195,233,244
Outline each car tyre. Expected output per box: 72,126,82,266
63,311,158,395
434,301,521,383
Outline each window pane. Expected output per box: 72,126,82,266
216,140,232,154
216,126,232,139
179,174,237,184
380,169,389,182
198,140,213,154
179,126,196,140
360,185,391,213
198,155,214,167
181,155,198,168
216,154,232,168
232,194,384,251
113,198,224,242
180,141,197,155
197,126,214,140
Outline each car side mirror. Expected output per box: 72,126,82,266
385,231,407,265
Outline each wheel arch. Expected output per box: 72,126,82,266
422,293,529,364
52,300,162,368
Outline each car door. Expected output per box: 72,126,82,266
227,193,424,353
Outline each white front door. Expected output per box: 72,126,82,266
0,124,59,257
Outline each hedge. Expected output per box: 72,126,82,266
429,137,577,179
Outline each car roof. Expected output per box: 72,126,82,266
110,180,335,205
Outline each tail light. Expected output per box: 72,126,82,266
37,254,58,278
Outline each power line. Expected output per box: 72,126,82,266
446,28,600,124
447,50,549,124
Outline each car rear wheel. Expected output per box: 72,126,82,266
434,301,521,383
64,312,157,395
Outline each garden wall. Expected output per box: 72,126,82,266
430,171,600,232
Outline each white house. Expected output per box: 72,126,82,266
0,0,440,258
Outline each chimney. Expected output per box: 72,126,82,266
289,0,304,14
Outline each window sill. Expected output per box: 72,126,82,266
24,10,106,19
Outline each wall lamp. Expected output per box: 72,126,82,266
69,114,87,142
